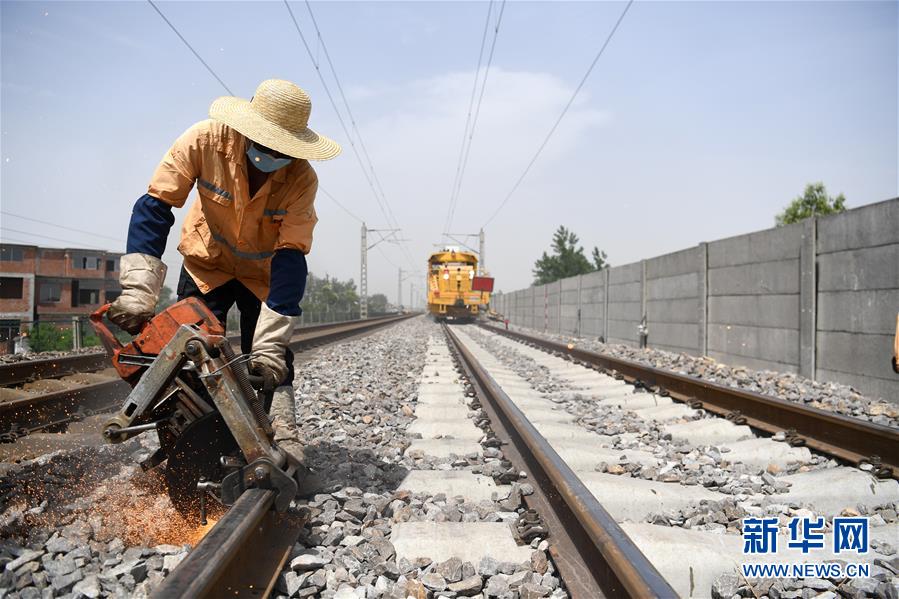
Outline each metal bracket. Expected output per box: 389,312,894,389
784,428,806,447
103,325,195,437
220,458,298,512
726,410,747,425
862,455,893,479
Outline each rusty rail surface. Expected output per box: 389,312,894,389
0,314,407,388
0,379,129,441
443,324,676,599
152,489,304,599
0,352,110,387
483,324,899,479
288,313,416,353
0,314,418,442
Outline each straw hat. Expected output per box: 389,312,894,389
209,79,341,161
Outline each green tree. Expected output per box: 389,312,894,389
301,273,360,322
156,285,175,311
533,226,609,285
591,247,608,271
28,323,73,352
367,293,388,315
776,182,847,226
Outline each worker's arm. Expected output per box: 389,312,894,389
126,195,175,258
264,166,317,316
267,249,308,316
110,124,203,332
251,164,318,386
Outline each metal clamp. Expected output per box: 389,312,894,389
784,428,806,447
862,455,893,479
726,410,747,425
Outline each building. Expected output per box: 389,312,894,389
0,243,124,352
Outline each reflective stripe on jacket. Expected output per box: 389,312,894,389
148,119,318,300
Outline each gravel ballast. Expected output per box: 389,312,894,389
0,318,564,599
463,325,898,599
501,324,898,428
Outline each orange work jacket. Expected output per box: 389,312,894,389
147,119,318,300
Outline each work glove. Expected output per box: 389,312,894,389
108,253,167,334
249,303,298,387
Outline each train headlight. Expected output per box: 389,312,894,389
469,270,475,279
443,269,449,280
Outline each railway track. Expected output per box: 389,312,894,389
154,489,305,598
444,324,899,597
0,314,414,444
120,313,415,599
0,353,110,388
443,323,675,598
159,320,899,599
3,317,896,599
480,324,899,479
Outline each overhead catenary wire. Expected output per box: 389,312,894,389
443,0,494,238
302,0,397,230
144,4,364,233
283,3,395,234
146,0,234,95
143,0,401,294
1,212,126,243
375,245,400,269
1,227,110,250
298,1,418,272
319,187,364,224
288,1,418,272
445,0,506,235
0,234,46,247
482,0,634,228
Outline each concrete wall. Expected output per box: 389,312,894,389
706,222,805,373
559,276,580,335
492,198,899,402
607,261,643,345
646,247,704,355
579,270,606,338
815,201,899,400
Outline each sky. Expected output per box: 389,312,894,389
1,1,897,306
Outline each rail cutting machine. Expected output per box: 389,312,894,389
91,298,299,523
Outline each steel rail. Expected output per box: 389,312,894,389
0,314,406,388
287,313,417,353
153,317,418,598
0,379,129,441
0,352,110,387
443,324,676,599
483,324,899,479
152,488,304,599
0,314,418,442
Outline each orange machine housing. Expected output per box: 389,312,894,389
91,298,225,385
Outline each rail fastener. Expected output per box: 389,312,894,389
482,324,899,479
443,323,676,599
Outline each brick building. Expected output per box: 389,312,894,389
0,243,124,351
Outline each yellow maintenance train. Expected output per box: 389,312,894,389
427,247,493,322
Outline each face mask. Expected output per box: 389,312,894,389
246,142,293,173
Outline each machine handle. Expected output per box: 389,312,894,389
90,304,125,358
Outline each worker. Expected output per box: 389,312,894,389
107,79,340,470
